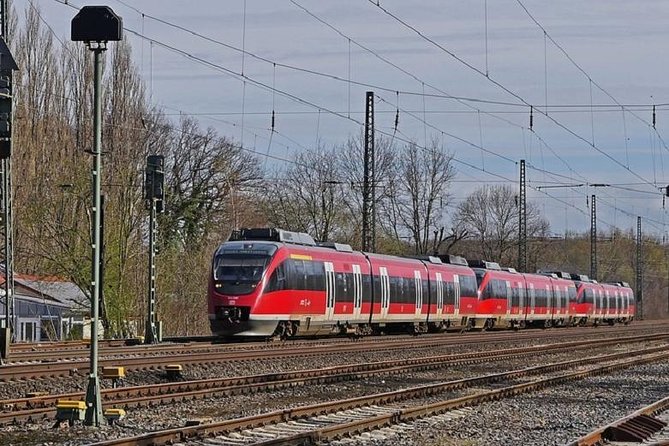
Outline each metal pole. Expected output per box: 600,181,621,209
145,192,157,344
518,159,526,272
0,0,13,356
1,158,11,328
84,46,104,427
362,91,375,252
636,216,643,320
590,195,597,281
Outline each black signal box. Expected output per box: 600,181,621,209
71,6,123,42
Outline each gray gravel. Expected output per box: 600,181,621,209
337,361,669,446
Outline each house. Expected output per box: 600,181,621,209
0,275,72,342
18,275,92,341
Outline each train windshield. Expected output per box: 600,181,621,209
213,253,272,295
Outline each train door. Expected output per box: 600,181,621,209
435,272,444,318
324,262,336,320
545,285,551,316
352,264,362,320
554,285,561,316
505,280,512,315
614,291,620,317
517,281,525,316
379,266,390,318
454,275,461,316
414,270,423,316
529,283,536,315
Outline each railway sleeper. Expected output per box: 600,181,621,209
604,414,667,442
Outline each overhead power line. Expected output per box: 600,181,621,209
366,0,663,194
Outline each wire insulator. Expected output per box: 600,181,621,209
653,105,656,128
394,109,399,131
271,110,275,130
529,106,534,130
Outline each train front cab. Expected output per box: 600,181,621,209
572,281,601,326
208,240,282,337
473,264,522,330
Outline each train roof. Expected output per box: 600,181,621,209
468,260,501,270
230,227,317,246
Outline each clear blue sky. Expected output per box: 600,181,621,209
18,0,669,237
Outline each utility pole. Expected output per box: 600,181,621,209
362,91,375,252
0,0,17,360
518,160,527,272
590,195,597,281
71,5,122,427
636,216,643,320
144,155,164,344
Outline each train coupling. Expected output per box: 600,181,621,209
216,306,250,323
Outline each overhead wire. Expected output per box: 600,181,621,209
366,0,663,194
45,0,663,231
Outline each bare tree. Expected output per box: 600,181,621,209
162,117,262,249
382,139,455,254
264,145,346,242
454,185,550,264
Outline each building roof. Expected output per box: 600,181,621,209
18,278,86,311
0,271,83,310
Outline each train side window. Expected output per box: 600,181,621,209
308,261,325,291
407,276,416,304
511,286,520,307
290,260,307,290
266,262,286,292
459,275,477,297
445,281,455,305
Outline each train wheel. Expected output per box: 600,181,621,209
482,318,494,331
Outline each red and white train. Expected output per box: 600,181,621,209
208,228,635,338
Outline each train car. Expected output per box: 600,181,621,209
208,228,480,338
601,281,635,324
366,253,429,333
208,228,372,337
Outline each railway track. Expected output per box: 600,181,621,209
3,325,667,381
568,395,669,445
7,321,667,363
1,332,663,426
85,342,669,445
